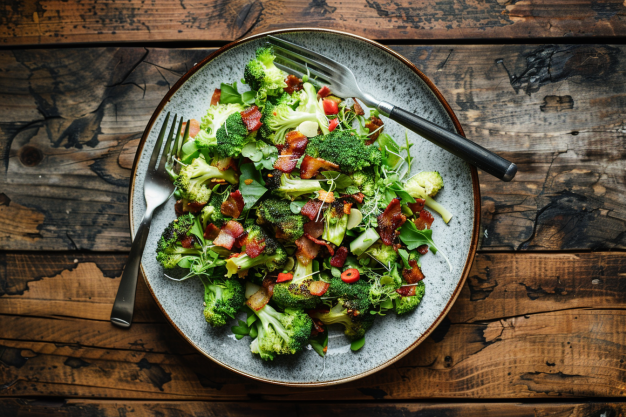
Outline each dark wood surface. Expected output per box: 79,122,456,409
2,4,626,414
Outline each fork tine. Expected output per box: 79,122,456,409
273,54,333,84
268,36,344,73
270,44,335,78
157,115,178,174
148,112,170,171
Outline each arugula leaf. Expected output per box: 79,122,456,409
350,336,365,351
239,163,267,212
397,248,411,268
220,82,256,105
389,181,416,204
379,133,403,169
322,171,353,191
399,221,438,253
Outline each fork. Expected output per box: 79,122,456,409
268,35,517,182
110,113,187,328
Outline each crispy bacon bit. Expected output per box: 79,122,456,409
303,220,324,238
299,155,340,179
210,88,221,106
305,233,335,256
273,130,308,173
295,248,311,266
341,192,365,204
221,190,245,219
181,119,201,138
246,287,270,311
301,200,327,221
414,209,435,230
376,198,407,246
408,198,426,214
296,235,321,261
365,116,384,145
402,259,425,284
180,235,194,249
175,200,184,217
240,105,263,132
343,202,353,215
235,231,248,248
284,74,304,94
262,276,276,298
187,201,206,213
317,85,331,99
352,98,365,116
203,223,220,240
309,281,330,296
213,221,246,250
330,246,348,268
318,189,335,204
244,234,266,258
311,318,325,336
396,285,417,297
417,244,429,255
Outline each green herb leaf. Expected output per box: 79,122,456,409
397,248,411,268
379,133,402,169
220,82,257,105
290,200,307,214
322,171,353,190
345,185,360,195
189,215,206,246
350,336,365,351
390,181,416,204
399,221,438,254
239,163,267,212
331,267,342,278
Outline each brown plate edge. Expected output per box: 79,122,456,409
128,28,482,388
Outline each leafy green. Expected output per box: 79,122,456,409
241,141,278,170
397,248,410,268
309,328,328,358
350,336,365,351
321,171,353,191
289,200,307,214
220,82,256,106
231,319,250,340
399,221,438,253
239,163,267,212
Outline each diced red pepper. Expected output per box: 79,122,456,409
323,99,339,115
341,268,360,284
277,272,293,283
317,85,331,99
328,118,340,132
330,246,348,268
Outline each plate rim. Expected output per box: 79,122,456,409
128,28,481,387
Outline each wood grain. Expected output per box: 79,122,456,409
1,399,626,417
2,45,625,251
2,0,626,46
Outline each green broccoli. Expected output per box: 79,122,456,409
215,112,253,158
270,90,306,108
408,171,444,197
310,300,375,341
225,227,287,277
395,280,426,315
322,202,348,246
200,192,226,229
244,46,288,96
201,276,245,327
273,173,323,201
249,303,313,360
306,130,382,172
365,242,398,268
368,264,402,307
174,156,238,203
272,258,319,309
196,103,246,150
256,198,306,243
156,214,202,269
350,168,377,196
259,83,328,145
404,173,452,223
327,276,373,314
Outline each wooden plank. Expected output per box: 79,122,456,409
2,399,626,417
2,0,626,46
1,45,626,251
1,309,625,399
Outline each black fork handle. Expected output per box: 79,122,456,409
387,106,517,181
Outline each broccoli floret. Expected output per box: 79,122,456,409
350,167,377,196
244,47,288,96
256,198,306,243
395,280,426,315
201,276,245,327
322,202,348,246
368,265,402,307
404,174,452,223
264,169,283,191
196,103,246,150
365,242,398,268
273,173,323,201
258,83,328,145
310,300,375,341
249,303,313,360
225,229,287,277
306,130,382,172
156,214,202,269
200,192,226,229
215,112,253,158
174,156,238,203
270,90,306,108
272,258,319,309
409,171,444,197
327,276,372,314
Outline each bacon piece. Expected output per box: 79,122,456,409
203,223,220,240
262,276,276,298
187,201,206,213
245,234,266,258
213,220,245,250
246,287,270,311
343,202,352,215
376,198,407,246
235,231,249,248
273,130,308,173
414,209,435,230
396,285,417,297
303,220,324,238
284,74,304,94
417,244,429,255
408,198,425,214
309,281,330,296
175,200,184,217
317,85,331,99
365,116,384,145
402,259,425,284
330,246,348,268
299,155,340,179
221,190,245,219
296,236,320,262
301,200,327,221
318,189,335,204
240,105,263,132
181,119,201,139
352,98,365,116
180,235,194,249
341,192,365,204
310,318,325,336
305,233,335,256
210,88,221,106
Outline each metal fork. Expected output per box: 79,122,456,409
110,112,187,328
268,35,517,182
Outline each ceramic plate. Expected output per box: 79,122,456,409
130,29,480,386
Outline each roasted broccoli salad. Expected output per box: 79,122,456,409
156,46,453,360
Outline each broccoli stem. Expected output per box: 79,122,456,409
254,304,290,343
408,183,452,223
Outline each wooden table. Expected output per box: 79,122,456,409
2,2,626,415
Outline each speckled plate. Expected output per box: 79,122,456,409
129,29,480,386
